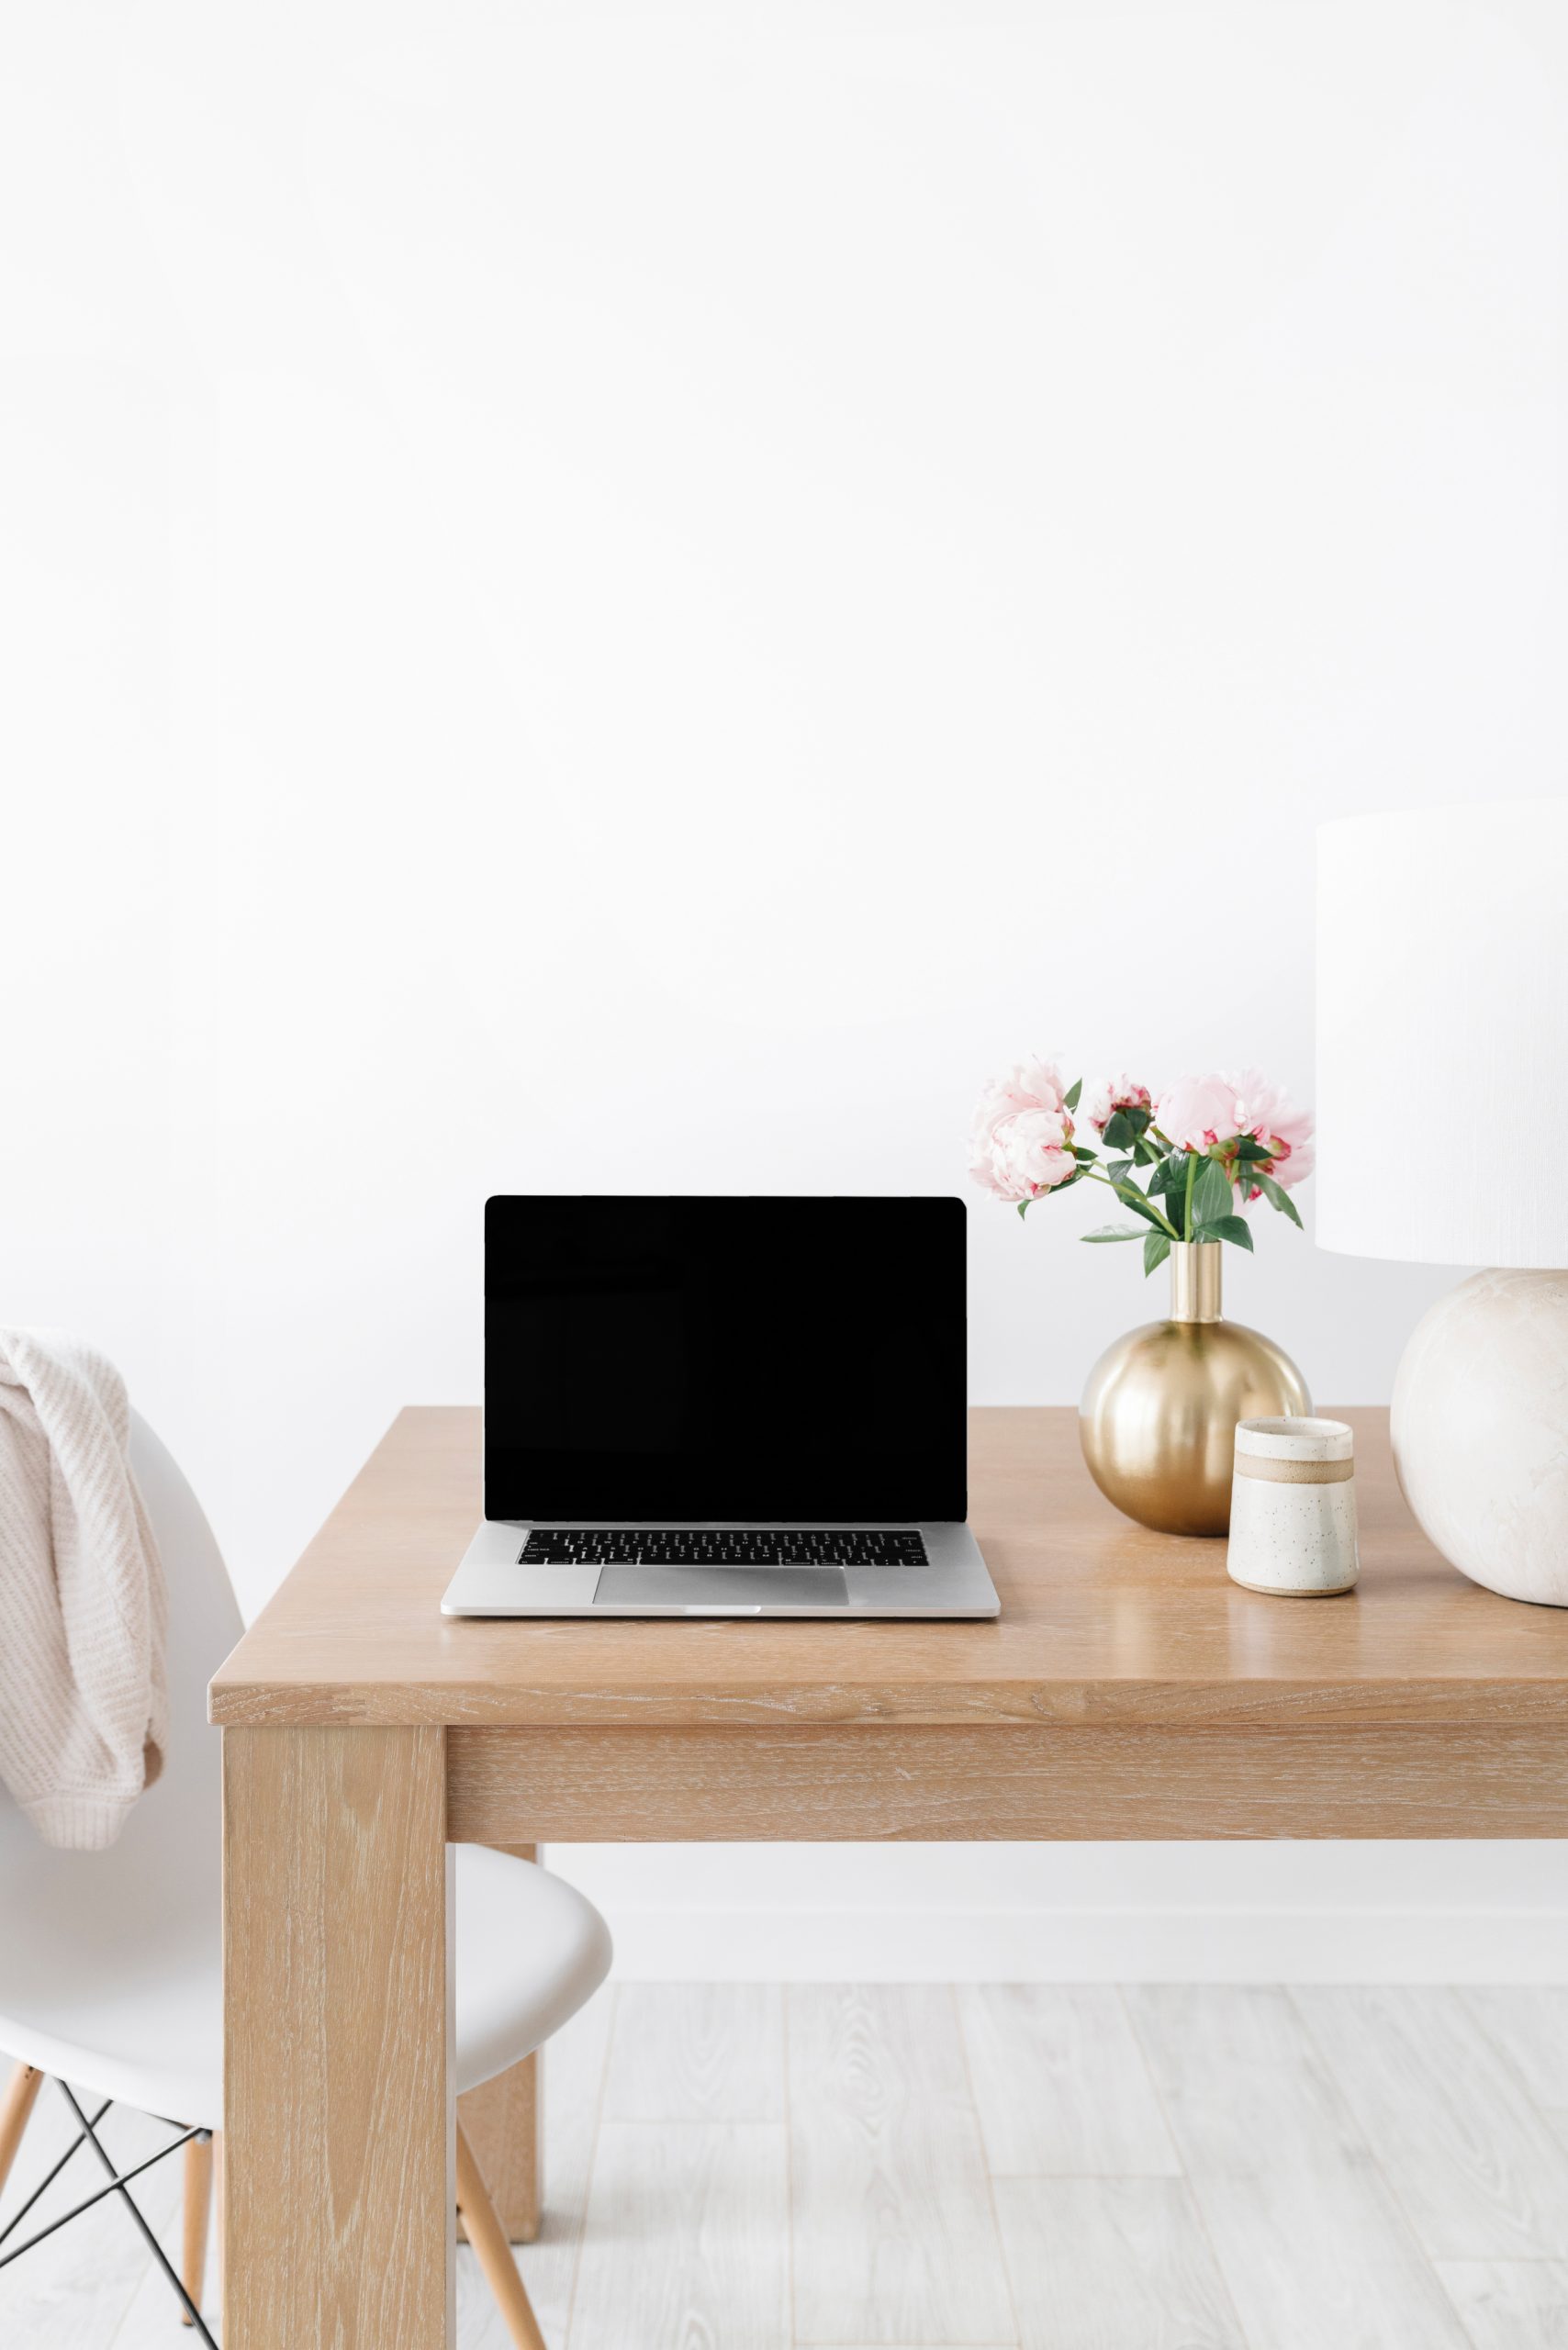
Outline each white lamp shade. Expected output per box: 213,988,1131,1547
1316,800,1568,1268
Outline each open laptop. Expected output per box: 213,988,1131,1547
441,1195,1000,1618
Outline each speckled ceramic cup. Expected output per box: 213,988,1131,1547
1226,1417,1359,1597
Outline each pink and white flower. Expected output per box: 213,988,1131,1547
970,1107,1077,1201
1155,1069,1315,1198
1083,1074,1153,1134
1221,1068,1315,1191
969,1058,1077,1201
1153,1073,1237,1152
970,1058,1069,1131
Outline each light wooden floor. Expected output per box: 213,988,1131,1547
9,1984,1568,2348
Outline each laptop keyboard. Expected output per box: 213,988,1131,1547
519,1528,928,1567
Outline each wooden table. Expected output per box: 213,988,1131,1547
209,1404,1568,2349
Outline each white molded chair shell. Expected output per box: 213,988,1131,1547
0,1413,610,2130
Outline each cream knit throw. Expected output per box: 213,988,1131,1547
0,1329,168,1849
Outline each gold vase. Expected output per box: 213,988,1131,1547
1078,1242,1310,1537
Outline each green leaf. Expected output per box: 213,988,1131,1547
1071,1144,1099,1162
1231,1134,1272,1162
1016,1199,1031,1219
1192,1157,1233,1226
1195,1214,1254,1251
1123,1103,1152,1137
1105,1158,1133,1183
1101,1109,1135,1150
1149,1148,1192,1201
1143,1229,1171,1277
1253,1169,1304,1227
1133,1133,1162,1164
1064,1077,1082,1112
1108,1182,1165,1232
1081,1224,1144,1242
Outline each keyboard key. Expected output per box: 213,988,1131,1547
518,1527,928,1567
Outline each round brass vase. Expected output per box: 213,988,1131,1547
1079,1242,1310,1537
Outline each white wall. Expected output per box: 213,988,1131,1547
6,0,1568,1976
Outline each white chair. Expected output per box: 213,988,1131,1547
0,1412,610,2347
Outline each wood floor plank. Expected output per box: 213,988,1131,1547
1436,2260,1568,2348
993,2176,1244,2350
1466,1991,1568,2115
788,1985,1014,2345
567,2121,788,2350
1126,1986,1472,2350
1295,1987,1568,2259
958,1986,1180,2177
602,1985,784,2121
32,1978,1568,2350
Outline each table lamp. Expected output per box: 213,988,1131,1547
1316,800,1568,1606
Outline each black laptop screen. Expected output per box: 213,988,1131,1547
485,1196,966,1523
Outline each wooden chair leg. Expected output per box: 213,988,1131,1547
0,2064,44,2199
180,2132,214,2325
455,2118,549,2350
459,2046,542,2244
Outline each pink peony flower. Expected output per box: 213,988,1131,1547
1156,1069,1315,1199
1219,1069,1315,1192
970,1058,1069,1135
1267,1127,1314,1187
969,1059,1077,1202
1153,1073,1238,1152
970,1106,1077,1202
1083,1073,1153,1134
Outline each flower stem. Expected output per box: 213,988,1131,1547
1081,1165,1181,1241
1182,1148,1197,1242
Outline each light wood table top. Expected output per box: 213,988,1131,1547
209,1404,1568,1734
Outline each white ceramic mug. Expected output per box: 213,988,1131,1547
1227,1416,1359,1596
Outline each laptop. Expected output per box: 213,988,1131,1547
441,1195,1000,1618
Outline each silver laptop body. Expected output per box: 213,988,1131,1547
444,1514,997,1618
441,1195,999,1621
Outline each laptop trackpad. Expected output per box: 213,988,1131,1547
592,1565,849,1611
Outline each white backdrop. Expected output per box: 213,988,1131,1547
6,0,1568,1975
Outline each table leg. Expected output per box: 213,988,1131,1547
458,1847,542,2245
223,1724,454,2350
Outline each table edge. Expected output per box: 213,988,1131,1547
207,1674,1568,1729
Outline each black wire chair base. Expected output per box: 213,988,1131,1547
0,2077,218,2345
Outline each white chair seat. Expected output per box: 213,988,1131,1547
0,1841,610,2132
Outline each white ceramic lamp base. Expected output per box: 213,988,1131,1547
1391,1269,1568,1606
